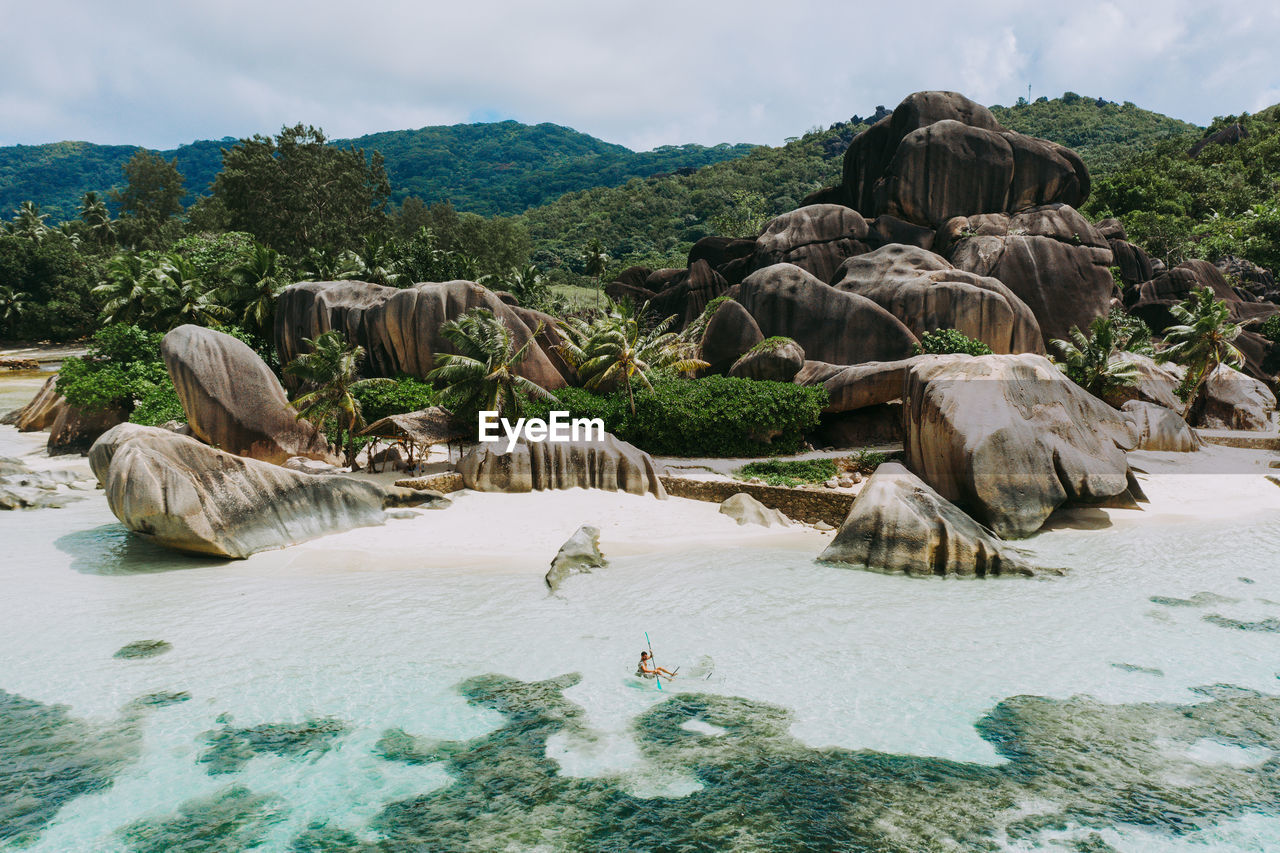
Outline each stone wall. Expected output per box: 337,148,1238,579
659,476,855,526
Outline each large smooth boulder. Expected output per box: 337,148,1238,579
2,375,62,430
796,356,947,413
903,354,1139,539
730,264,918,365
940,204,1114,344
545,525,607,592
820,463,1039,577
832,243,1043,354
728,338,805,382
842,91,1088,228
719,492,791,528
89,424,447,559
697,299,763,374
1111,352,1185,411
458,434,667,498
275,280,567,390
161,325,334,465
647,260,729,329
749,205,870,282
1122,401,1200,452
1200,365,1277,431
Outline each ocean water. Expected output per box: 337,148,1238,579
3,418,1280,851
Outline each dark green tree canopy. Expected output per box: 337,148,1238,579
212,124,391,255
109,150,185,247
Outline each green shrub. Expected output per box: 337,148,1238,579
735,458,836,487
353,376,438,423
1108,308,1154,355
524,376,826,457
848,447,889,474
1260,314,1280,346
56,325,169,414
912,328,993,356
746,336,796,356
129,382,186,426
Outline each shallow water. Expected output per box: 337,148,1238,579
3,413,1280,850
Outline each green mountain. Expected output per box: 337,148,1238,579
0,122,757,223
520,94,1204,272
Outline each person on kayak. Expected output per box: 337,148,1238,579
637,651,677,679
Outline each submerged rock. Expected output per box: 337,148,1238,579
718,492,792,528
161,324,334,465
89,424,449,559
820,463,1039,577
458,434,667,498
117,785,286,852
903,354,1139,538
113,640,173,660
545,525,607,592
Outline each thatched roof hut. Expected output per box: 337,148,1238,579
358,406,468,466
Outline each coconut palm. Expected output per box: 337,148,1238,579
301,246,361,282
11,202,51,243
583,238,609,310
285,330,386,466
0,285,28,335
93,253,152,326
225,243,287,335
341,235,404,287
559,300,707,414
148,254,231,329
427,308,557,418
1050,313,1142,401
1159,286,1244,416
79,192,116,248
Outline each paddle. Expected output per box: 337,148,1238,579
645,631,662,691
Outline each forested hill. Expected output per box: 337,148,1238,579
0,122,757,222
519,94,1203,270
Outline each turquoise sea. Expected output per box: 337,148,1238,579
3,383,1280,851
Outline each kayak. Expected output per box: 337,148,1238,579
627,655,715,688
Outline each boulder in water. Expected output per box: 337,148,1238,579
545,525,607,592
820,463,1041,577
89,424,448,559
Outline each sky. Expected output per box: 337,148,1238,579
2,0,1278,151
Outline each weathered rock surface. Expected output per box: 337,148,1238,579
697,298,763,374
1,375,62,430
1126,262,1280,353
48,403,125,456
545,525,607,592
940,203,1114,344
161,325,334,465
796,356,950,413
458,434,667,498
832,243,1043,354
1122,401,1200,452
718,492,792,528
275,280,567,390
1200,365,1277,431
903,354,1139,538
728,338,805,382
820,462,1040,577
1111,352,1185,411
646,260,729,329
749,205,870,283
89,424,448,558
842,91,1088,228
730,264,918,365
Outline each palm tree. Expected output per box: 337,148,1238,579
0,285,28,336
1050,313,1142,402
301,246,361,282
583,238,609,310
285,330,386,466
93,253,151,326
427,308,557,418
559,300,706,414
78,191,116,248
1159,286,1244,417
11,202,51,243
148,254,230,329
342,235,404,287
225,243,287,335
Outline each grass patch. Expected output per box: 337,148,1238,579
734,458,837,487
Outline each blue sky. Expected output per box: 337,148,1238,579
2,0,1278,150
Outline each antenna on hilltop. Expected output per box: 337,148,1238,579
1027,83,1032,103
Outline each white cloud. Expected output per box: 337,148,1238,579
1,0,1277,150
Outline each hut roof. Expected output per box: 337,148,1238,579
359,406,466,447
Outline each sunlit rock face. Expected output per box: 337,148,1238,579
274,279,567,390
903,354,1139,539
90,423,448,558
161,324,334,465
458,433,667,499
821,462,1041,577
